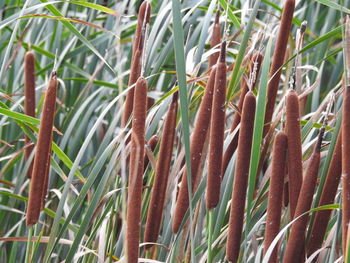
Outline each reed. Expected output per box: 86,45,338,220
121,1,151,127
343,86,350,253
126,76,148,263
285,89,303,219
263,0,295,136
208,11,221,68
283,128,324,263
263,131,288,263
222,52,263,173
144,92,178,248
26,71,57,226
307,132,342,256
24,51,36,178
172,67,216,233
226,91,256,263
206,42,227,210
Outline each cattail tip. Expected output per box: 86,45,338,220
215,10,220,24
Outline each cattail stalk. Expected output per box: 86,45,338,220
143,134,159,170
172,67,217,233
263,131,288,263
208,11,221,68
26,71,57,226
343,86,350,253
263,0,295,136
121,1,151,127
206,42,227,210
222,52,263,173
307,131,341,256
24,51,36,178
285,89,303,219
144,93,178,248
126,77,147,263
283,128,324,263
226,91,256,263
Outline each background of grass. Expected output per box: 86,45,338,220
0,0,349,262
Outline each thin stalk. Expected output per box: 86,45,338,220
207,210,214,263
25,226,33,263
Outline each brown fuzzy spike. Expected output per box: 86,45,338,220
222,52,263,173
264,131,288,263
206,42,227,210
263,0,295,136
172,67,216,233
208,11,221,68
26,71,57,226
285,89,303,219
24,51,36,178
283,128,324,263
343,86,350,253
307,131,342,257
144,93,178,249
226,91,256,263
126,77,148,263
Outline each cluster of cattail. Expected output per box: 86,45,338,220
22,1,350,262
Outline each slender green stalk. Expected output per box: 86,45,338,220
25,226,33,263
207,210,214,263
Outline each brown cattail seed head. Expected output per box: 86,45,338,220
26,71,57,226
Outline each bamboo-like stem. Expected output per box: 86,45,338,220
207,209,214,263
222,52,263,173
263,131,288,263
263,0,295,136
144,92,178,248
121,2,151,127
307,132,342,256
26,71,57,226
343,85,350,254
206,42,227,210
172,67,216,233
208,11,221,68
283,128,324,263
226,91,256,263
24,51,36,178
126,76,148,263
285,89,303,219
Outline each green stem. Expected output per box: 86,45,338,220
207,210,214,263
25,226,33,263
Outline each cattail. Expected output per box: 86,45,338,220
263,131,288,263
24,51,36,178
222,52,263,173
121,1,151,127
143,134,159,171
172,67,217,233
285,89,303,219
126,77,148,263
343,86,350,253
226,91,256,263
307,132,342,256
144,93,178,248
283,128,324,263
26,71,57,226
208,11,221,68
206,42,227,210
263,0,295,136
